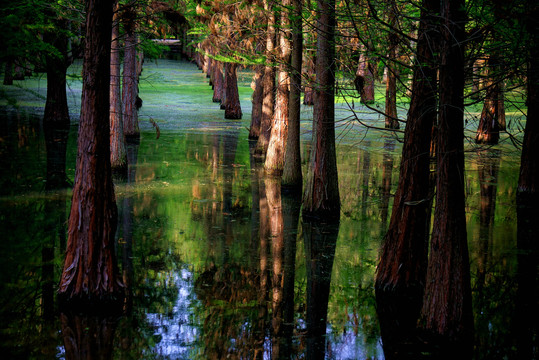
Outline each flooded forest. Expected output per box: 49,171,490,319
0,0,538,359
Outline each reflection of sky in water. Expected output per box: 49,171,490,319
146,267,198,359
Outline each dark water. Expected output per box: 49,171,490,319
0,60,533,359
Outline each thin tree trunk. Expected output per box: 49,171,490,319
249,64,264,139
302,0,340,219
122,19,139,142
420,0,473,352
375,0,438,352
355,48,376,104
255,2,276,157
110,0,127,173
475,55,500,144
265,0,292,176
385,4,400,129
224,62,242,119
213,59,224,103
58,0,123,308
282,0,304,190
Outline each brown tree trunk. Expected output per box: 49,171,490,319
282,0,304,190
3,57,13,85
122,18,139,142
265,0,292,176
224,62,242,119
212,59,224,103
375,0,438,352
303,57,315,105
60,313,117,359
384,4,400,129
110,0,127,173
355,48,376,104
58,0,124,308
249,64,264,139
255,3,276,157
420,0,473,352
475,55,500,144
302,0,340,219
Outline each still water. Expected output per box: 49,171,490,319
0,59,531,359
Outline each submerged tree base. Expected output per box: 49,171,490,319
57,291,126,315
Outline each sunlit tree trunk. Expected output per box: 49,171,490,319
420,0,473,352
375,0,438,352
303,56,315,105
302,0,340,219
475,55,501,144
110,0,127,173
282,0,303,190
122,14,139,142
265,0,292,176
255,2,276,157
355,47,376,104
212,59,224,103
58,0,123,308
224,62,242,119
249,64,264,139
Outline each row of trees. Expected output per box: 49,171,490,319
2,0,536,354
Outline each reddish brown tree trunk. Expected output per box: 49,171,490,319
58,0,123,308
420,0,473,352
212,59,224,103
475,55,500,144
249,64,264,139
224,62,242,119
302,0,340,219
282,0,304,190
355,49,376,104
110,0,127,173
122,17,139,142
375,0,438,352
384,5,400,129
265,0,292,176
255,3,276,157
303,57,315,105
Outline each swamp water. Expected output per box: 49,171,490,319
0,59,533,359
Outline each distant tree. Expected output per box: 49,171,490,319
420,0,473,351
223,62,242,119
110,0,127,173
302,0,340,219
58,0,124,308
122,5,140,142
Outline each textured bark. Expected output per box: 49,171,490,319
355,49,376,104
302,0,340,219
249,64,264,139
58,0,123,308
375,0,438,352
212,59,224,103
420,0,473,351
265,0,292,176
303,58,315,105
60,313,117,359
475,56,500,144
255,3,276,157
110,0,127,173
282,0,304,190
224,62,242,119
384,6,400,129
122,19,139,142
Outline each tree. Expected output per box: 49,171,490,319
110,0,127,173
302,0,340,219
374,0,438,350
122,6,140,142
420,0,473,351
475,55,501,144
282,0,304,190
384,0,400,130
265,0,292,176
58,0,124,308
223,62,242,119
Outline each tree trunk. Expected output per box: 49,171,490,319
420,0,473,352
110,0,127,173
282,0,304,190
475,55,500,144
58,0,124,308
3,57,13,85
384,5,400,129
265,0,292,176
255,3,276,157
249,64,264,139
122,19,139,142
224,62,242,119
212,59,224,103
303,56,315,105
355,48,376,104
375,0,438,352
302,0,340,219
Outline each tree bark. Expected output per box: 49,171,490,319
355,48,376,104
224,62,242,119
265,0,292,176
420,0,473,351
282,0,304,190
110,0,127,173
212,59,224,103
475,55,500,144
302,0,340,219
375,0,438,352
58,0,123,308
122,16,140,142
249,64,264,139
384,4,400,129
